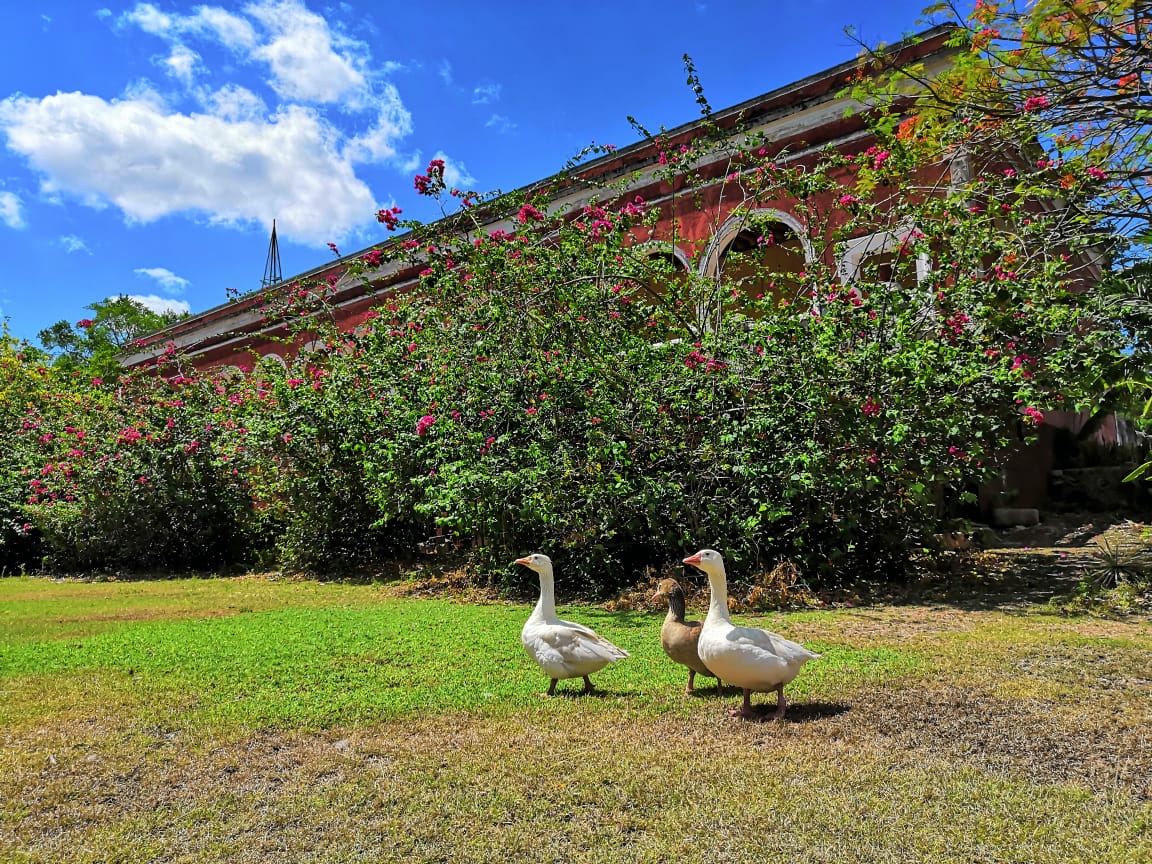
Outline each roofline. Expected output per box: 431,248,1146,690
128,23,959,359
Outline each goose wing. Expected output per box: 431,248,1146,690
729,623,819,663
523,620,629,677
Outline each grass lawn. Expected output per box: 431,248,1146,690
1,573,1149,863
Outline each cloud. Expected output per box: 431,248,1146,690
472,83,501,105
485,113,517,134
199,84,267,121
120,2,256,49
134,266,190,294
245,0,369,105
343,84,412,163
0,191,24,229
0,90,381,245
59,234,91,254
162,44,201,85
438,59,453,87
118,293,192,316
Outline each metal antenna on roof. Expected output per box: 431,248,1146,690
261,219,283,288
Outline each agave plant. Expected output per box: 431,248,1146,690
1086,532,1152,589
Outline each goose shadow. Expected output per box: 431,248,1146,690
548,685,624,700
777,700,851,723
702,699,851,723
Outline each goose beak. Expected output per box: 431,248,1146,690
513,556,532,567
683,552,702,567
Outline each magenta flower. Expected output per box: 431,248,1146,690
376,206,402,230
1022,406,1044,424
416,415,436,436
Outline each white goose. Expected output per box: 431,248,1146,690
683,549,819,720
515,553,630,696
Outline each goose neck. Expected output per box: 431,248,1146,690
533,568,557,621
665,589,687,623
704,568,731,624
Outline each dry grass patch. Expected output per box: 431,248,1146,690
3,575,1151,862
3,705,1149,864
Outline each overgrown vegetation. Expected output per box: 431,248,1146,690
2,2,1148,592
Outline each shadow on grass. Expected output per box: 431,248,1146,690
781,700,852,723
689,693,851,722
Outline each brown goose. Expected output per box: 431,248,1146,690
653,578,721,694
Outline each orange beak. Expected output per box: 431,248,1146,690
683,552,702,567
514,556,532,567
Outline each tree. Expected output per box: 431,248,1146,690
852,1,1151,443
38,295,187,379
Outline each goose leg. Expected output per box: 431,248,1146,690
686,670,696,693
716,677,723,696
770,684,787,720
546,678,558,697
728,688,756,719
582,675,596,694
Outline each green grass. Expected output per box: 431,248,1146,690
1,575,1150,863
0,577,913,730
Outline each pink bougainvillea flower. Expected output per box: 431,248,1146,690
376,206,402,230
76,318,94,329
416,414,436,436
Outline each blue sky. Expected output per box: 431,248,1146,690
0,0,949,345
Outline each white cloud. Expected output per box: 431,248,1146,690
200,84,267,121
191,6,258,50
243,0,368,105
163,44,201,85
59,234,91,254
119,293,192,316
438,59,453,87
123,1,370,107
120,2,174,37
472,83,501,105
134,266,190,294
0,91,379,245
0,191,24,229
343,85,412,163
485,113,517,134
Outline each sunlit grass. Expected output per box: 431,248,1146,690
2,575,1149,864
0,577,914,730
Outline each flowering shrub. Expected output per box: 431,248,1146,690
9,357,258,571
6,32,1136,589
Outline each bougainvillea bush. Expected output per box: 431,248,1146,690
3,4,1139,588
295,117,1113,589
4,350,259,572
